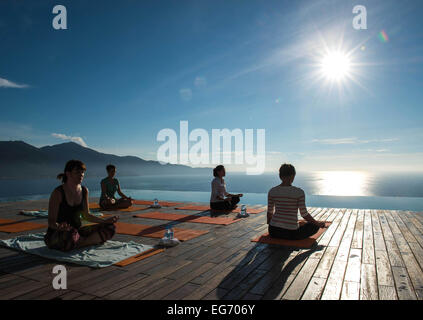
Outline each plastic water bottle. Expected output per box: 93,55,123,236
160,225,179,247
241,205,247,216
237,205,249,218
164,226,171,240
154,198,159,206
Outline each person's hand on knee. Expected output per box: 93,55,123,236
314,221,326,228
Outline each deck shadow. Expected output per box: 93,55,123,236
0,252,52,274
216,243,324,299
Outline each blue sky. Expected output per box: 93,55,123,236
1,0,423,173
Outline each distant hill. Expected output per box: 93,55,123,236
0,141,210,179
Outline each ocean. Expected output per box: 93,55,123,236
1,171,423,211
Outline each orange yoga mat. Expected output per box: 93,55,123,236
89,203,149,212
176,205,265,214
133,200,184,207
115,222,209,241
175,205,211,211
0,218,46,233
251,221,332,248
114,248,165,267
133,211,241,226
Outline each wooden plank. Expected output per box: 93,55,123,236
384,210,402,235
202,288,227,300
318,210,356,300
375,249,395,286
391,211,418,243
256,248,292,272
336,209,356,262
163,283,201,300
400,251,423,300
282,257,320,300
143,262,216,300
190,250,250,286
360,263,378,300
183,264,241,300
242,293,262,300
362,210,375,265
135,278,175,300
408,240,423,270
0,279,48,300
329,209,352,248
340,281,360,300
371,210,386,251
406,212,423,234
400,211,423,247
391,266,417,300
70,268,127,292
262,274,297,300
223,269,267,300
343,248,361,283
104,259,192,299
218,248,273,291
320,259,347,300
89,273,149,297
351,209,364,249
313,246,338,279
74,294,97,300
372,210,396,297
13,284,52,300
378,285,398,300
384,241,405,267
301,276,326,300
58,290,84,300
384,211,412,255
318,209,344,246
248,251,297,295
378,210,395,242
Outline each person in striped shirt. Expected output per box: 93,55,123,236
267,164,326,240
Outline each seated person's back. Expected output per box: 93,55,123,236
267,163,326,240
268,184,308,230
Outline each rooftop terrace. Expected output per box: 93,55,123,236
0,199,422,300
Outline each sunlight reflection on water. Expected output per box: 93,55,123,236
311,171,373,196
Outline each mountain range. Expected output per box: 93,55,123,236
0,141,210,179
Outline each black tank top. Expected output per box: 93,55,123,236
55,185,87,229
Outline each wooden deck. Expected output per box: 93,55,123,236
1,198,423,300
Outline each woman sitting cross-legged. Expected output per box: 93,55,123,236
99,164,133,210
267,163,326,240
44,160,118,252
210,165,243,211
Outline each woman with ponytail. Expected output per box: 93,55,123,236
44,160,118,252
210,165,243,211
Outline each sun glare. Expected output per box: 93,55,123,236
314,171,370,196
320,51,351,81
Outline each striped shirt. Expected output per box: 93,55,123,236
210,177,228,203
267,185,310,230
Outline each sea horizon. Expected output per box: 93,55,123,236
2,171,423,211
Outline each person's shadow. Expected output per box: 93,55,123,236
216,242,324,299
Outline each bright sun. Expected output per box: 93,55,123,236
320,51,351,81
